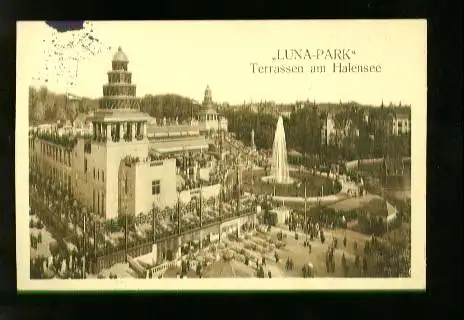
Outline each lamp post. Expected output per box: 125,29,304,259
152,202,156,243
236,164,240,217
304,185,307,240
199,186,203,249
177,191,181,236
82,212,86,279
93,217,98,274
124,213,128,262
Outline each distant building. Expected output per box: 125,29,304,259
320,113,335,145
147,124,208,154
195,85,228,133
389,112,411,135
320,111,359,146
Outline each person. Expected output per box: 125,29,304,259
325,254,330,273
343,235,347,248
268,271,272,278
262,256,266,266
258,266,265,278
308,243,312,254
355,255,360,269
354,240,358,251
362,257,368,275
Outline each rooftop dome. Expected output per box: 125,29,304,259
113,46,129,62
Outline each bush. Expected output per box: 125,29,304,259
105,219,120,233
29,219,35,228
36,221,44,229
117,214,136,231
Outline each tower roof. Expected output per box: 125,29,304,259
113,46,129,62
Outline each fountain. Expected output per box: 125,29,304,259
237,116,340,202
262,116,294,185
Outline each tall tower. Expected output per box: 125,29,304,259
197,84,220,132
87,46,152,220
100,46,138,110
90,46,151,143
203,84,213,108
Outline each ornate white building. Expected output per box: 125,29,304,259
195,85,228,133
30,47,178,220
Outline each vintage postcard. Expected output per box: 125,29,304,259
16,20,426,291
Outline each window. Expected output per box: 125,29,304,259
93,168,96,179
102,171,105,182
125,177,128,194
84,158,88,172
152,180,161,195
97,169,100,181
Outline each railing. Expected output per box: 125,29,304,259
30,185,259,274
93,242,153,273
150,260,178,277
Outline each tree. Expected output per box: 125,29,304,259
33,101,45,123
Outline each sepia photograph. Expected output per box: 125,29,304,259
16,20,426,291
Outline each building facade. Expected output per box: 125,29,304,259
30,47,177,220
389,112,411,135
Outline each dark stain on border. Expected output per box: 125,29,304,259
45,21,85,33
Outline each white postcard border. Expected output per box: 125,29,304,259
16,20,427,291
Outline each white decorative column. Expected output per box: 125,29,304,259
177,237,181,260
119,123,124,140
107,123,112,141
131,123,136,140
152,244,158,265
143,123,147,138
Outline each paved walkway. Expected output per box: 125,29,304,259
272,172,360,204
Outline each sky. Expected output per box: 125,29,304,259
18,20,426,107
